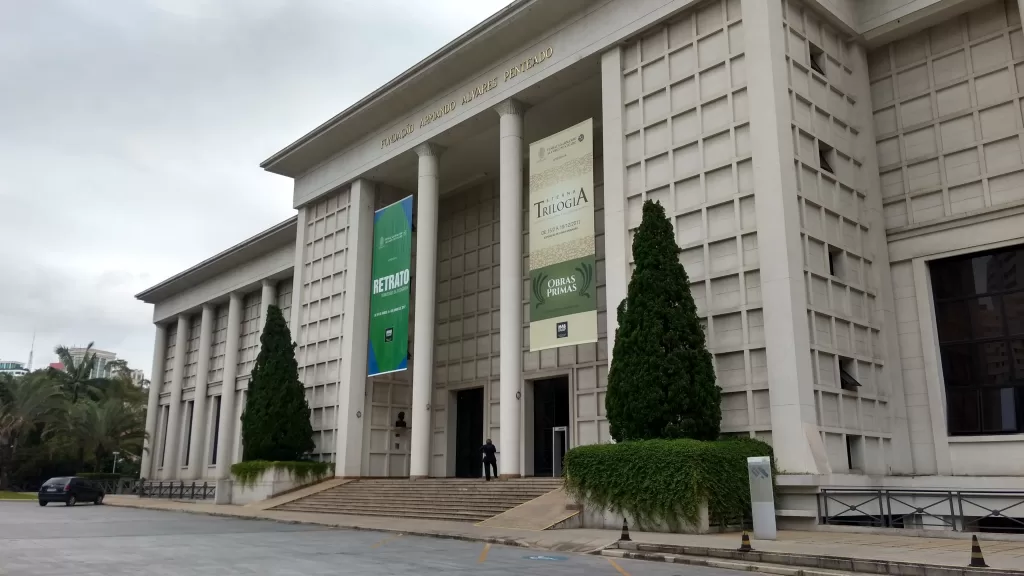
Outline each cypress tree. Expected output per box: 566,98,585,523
241,304,314,461
606,200,721,441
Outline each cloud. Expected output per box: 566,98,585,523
0,0,511,372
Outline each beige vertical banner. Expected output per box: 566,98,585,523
528,118,597,351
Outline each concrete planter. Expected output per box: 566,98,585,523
223,465,327,505
557,500,710,534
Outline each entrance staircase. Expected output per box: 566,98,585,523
273,477,564,522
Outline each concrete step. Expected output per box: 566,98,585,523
296,495,542,506
279,502,509,516
272,478,562,522
275,504,491,522
329,490,554,497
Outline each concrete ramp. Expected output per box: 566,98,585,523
247,478,351,511
476,487,578,530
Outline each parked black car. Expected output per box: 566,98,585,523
37,477,105,506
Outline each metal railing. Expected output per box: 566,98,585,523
95,478,140,495
818,488,1024,533
138,481,216,500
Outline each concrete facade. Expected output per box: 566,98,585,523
136,0,1024,520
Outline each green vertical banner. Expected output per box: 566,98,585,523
368,195,413,376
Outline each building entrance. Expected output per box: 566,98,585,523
533,376,569,476
454,387,484,478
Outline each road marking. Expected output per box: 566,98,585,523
607,557,632,576
478,542,491,563
371,535,402,549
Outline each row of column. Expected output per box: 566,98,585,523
140,280,277,481
407,99,525,478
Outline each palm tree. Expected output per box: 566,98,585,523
0,375,67,489
67,398,147,473
51,343,106,404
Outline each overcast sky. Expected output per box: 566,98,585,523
0,0,510,376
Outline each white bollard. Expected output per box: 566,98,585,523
747,456,777,540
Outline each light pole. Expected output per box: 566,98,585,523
112,451,121,474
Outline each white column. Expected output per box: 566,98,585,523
336,178,375,478
742,0,821,474
215,293,244,480
141,323,168,479
600,47,629,366
410,142,443,478
162,314,190,479
186,304,215,480
495,98,524,478
260,279,277,334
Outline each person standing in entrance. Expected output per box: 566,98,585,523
481,439,498,481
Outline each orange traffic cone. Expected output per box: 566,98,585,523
738,530,753,552
969,535,988,568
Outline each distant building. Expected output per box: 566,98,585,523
66,347,118,379
0,360,28,377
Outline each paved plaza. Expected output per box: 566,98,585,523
0,502,735,576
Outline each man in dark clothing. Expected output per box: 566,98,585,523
481,439,498,481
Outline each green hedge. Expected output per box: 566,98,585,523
230,460,334,488
564,438,773,529
76,473,128,481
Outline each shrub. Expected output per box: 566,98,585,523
241,305,314,461
230,460,333,488
606,200,721,441
564,438,773,529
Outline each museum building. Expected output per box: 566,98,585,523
137,0,1024,524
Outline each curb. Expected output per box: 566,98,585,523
610,542,1024,576
104,499,584,552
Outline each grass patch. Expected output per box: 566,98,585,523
230,460,333,488
0,491,35,500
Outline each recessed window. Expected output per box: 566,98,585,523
828,246,845,279
818,141,835,174
839,357,861,392
845,435,864,472
809,42,827,77
930,245,1024,436
211,396,222,465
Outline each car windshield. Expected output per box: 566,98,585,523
43,477,70,486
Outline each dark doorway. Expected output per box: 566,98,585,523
454,387,484,478
533,376,570,476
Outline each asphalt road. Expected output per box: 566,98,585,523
0,502,741,576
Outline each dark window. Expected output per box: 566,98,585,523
159,405,169,467
839,357,861,391
930,245,1024,435
818,141,835,174
183,401,194,467
211,396,222,466
808,42,827,77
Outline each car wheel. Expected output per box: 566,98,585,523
66,495,76,507
94,494,104,505
38,501,47,507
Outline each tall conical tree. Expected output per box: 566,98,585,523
241,304,314,461
606,200,721,441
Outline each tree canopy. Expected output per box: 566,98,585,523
241,304,314,462
605,199,722,441
0,347,148,490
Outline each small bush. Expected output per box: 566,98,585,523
564,438,773,529
230,460,333,488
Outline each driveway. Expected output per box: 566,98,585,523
0,502,743,575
